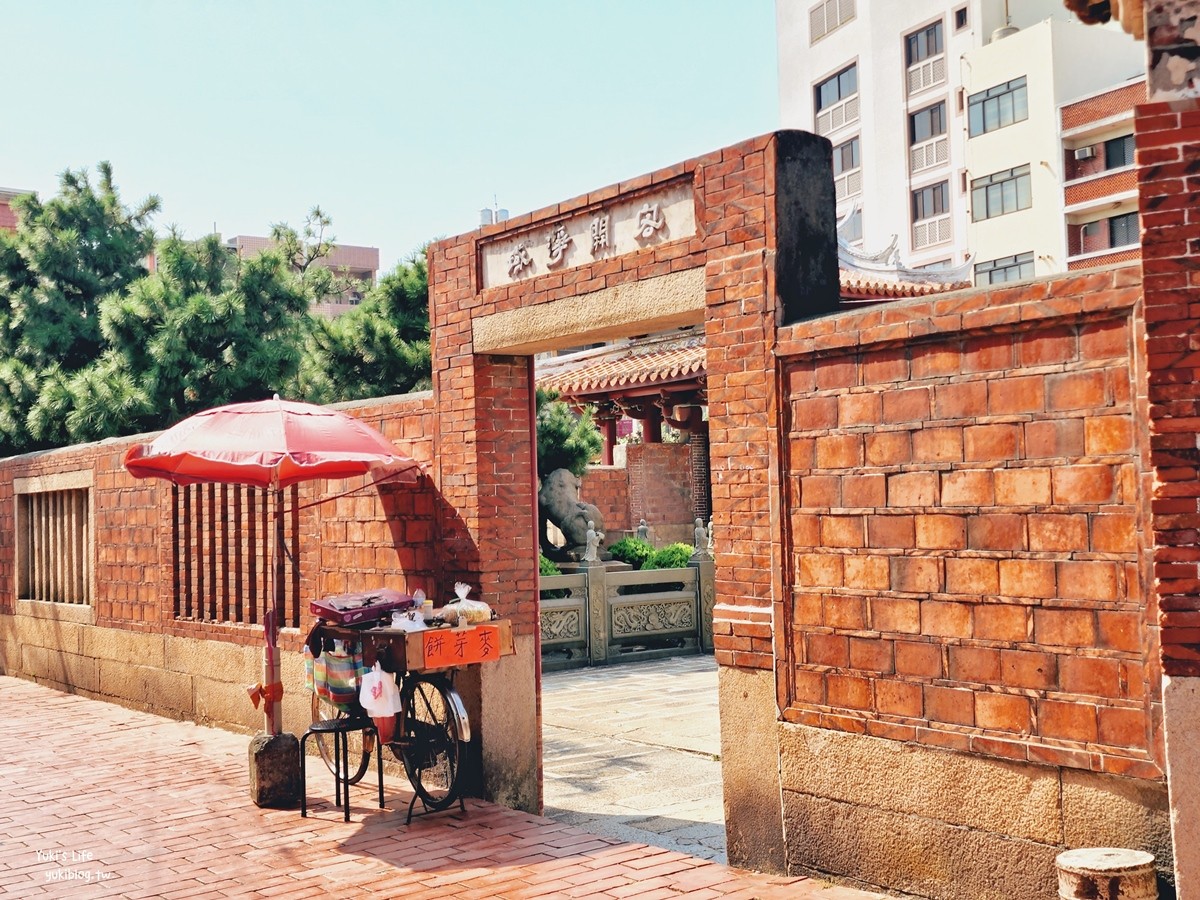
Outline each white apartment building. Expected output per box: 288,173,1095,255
777,0,1144,284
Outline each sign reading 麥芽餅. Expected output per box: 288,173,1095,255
479,179,696,289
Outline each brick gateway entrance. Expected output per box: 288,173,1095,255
425,127,1182,898
0,120,1193,897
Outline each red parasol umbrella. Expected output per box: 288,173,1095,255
123,395,422,734
123,395,419,488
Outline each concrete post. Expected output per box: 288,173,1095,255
690,556,716,653
585,561,608,664
1055,848,1157,900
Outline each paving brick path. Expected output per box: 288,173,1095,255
0,675,891,898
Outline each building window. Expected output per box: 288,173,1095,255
968,76,1029,137
1105,134,1135,169
833,137,860,175
912,182,949,221
906,21,943,66
814,64,860,135
810,0,855,43
1109,211,1138,246
815,64,858,112
16,473,92,605
975,251,1035,285
839,208,863,242
832,137,863,200
970,164,1032,221
910,102,947,144
954,6,968,30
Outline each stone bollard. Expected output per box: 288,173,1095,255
1056,848,1157,900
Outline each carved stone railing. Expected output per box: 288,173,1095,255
539,557,715,669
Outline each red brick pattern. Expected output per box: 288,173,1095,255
625,443,693,536
0,676,857,900
1064,168,1137,205
1136,99,1200,678
578,466,630,538
776,268,1161,777
1062,80,1146,131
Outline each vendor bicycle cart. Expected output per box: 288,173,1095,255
305,611,514,821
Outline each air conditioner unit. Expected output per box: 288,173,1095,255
1074,146,1096,161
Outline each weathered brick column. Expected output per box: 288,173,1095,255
1135,0,1200,894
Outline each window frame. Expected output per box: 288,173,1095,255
14,470,94,606
970,164,1033,222
1109,211,1138,247
1104,134,1135,169
909,102,947,145
975,251,1035,286
967,76,1029,137
912,181,950,222
815,63,859,113
832,137,861,176
906,21,944,66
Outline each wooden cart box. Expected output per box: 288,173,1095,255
318,619,515,673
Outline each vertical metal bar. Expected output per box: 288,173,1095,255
290,484,300,629
247,487,258,625
274,488,285,631
172,485,181,618
262,489,270,625
196,484,206,618
234,486,244,623
206,484,217,620
32,493,42,601
219,484,230,622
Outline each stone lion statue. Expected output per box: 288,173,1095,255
538,468,606,562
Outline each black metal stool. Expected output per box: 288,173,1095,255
300,717,385,821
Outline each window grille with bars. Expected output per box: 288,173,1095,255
172,483,301,628
17,481,91,605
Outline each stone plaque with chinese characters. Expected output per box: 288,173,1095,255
480,180,696,289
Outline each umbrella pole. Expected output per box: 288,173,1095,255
266,492,285,735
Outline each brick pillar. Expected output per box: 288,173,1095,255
707,131,837,874
1136,2,1200,893
429,242,540,813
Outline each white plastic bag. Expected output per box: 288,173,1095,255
359,662,402,743
358,662,402,717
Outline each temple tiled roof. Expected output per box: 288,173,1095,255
538,336,705,398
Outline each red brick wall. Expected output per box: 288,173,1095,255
775,268,1161,778
578,466,629,538
626,443,693,535
0,394,441,653
1136,100,1200,678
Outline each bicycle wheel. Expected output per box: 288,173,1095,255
310,690,375,785
396,674,467,811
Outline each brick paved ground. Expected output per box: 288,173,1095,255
0,676,892,898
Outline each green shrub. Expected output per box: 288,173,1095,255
608,536,654,570
645,543,695,570
539,554,568,599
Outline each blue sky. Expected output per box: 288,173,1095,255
2,1,778,271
